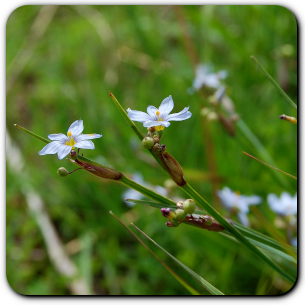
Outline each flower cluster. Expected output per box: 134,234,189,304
161,199,196,227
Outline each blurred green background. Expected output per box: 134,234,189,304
6,5,297,295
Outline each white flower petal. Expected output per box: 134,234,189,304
75,133,102,141
39,141,62,155
165,107,192,122
147,106,158,120
237,212,250,227
127,109,152,123
68,119,84,137
57,145,72,160
244,195,262,206
159,96,174,117
74,140,95,150
143,120,170,128
48,133,68,142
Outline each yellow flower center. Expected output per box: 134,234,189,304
65,131,76,147
155,110,164,131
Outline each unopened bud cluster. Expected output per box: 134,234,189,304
161,199,196,227
141,127,166,154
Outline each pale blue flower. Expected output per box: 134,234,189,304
291,237,297,248
39,119,102,160
217,186,262,227
127,96,192,131
122,173,167,208
267,192,297,216
192,64,227,91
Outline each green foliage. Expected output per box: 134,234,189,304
6,5,297,295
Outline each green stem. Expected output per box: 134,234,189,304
181,183,295,285
250,56,297,111
237,119,290,189
14,124,50,144
120,175,177,207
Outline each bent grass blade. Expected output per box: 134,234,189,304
131,223,224,295
109,211,201,295
243,151,297,180
250,56,297,111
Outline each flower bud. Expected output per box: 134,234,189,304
183,199,196,214
57,167,69,177
70,150,77,159
71,157,123,181
279,114,297,124
158,152,186,186
161,208,175,220
175,208,187,220
153,135,159,144
200,215,213,226
166,220,180,227
152,143,162,154
176,201,183,209
148,127,155,132
142,137,155,149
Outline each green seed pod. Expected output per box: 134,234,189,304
175,208,187,220
142,137,154,149
57,167,69,177
183,199,196,214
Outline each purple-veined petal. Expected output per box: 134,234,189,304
165,107,192,122
147,106,158,120
143,120,170,128
75,133,102,142
74,140,95,150
39,141,62,155
127,109,152,123
68,119,84,137
158,96,174,117
57,145,72,160
48,133,68,142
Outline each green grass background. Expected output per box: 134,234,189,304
6,5,297,295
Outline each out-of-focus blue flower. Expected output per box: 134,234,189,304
217,186,262,227
290,237,297,248
122,173,167,207
267,192,297,216
190,64,227,92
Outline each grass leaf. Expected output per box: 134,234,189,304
131,223,224,295
250,56,297,111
